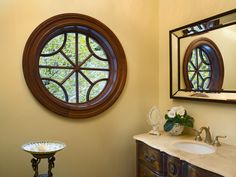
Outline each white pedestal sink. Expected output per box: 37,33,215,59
173,140,216,154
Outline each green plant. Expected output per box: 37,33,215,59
164,106,194,132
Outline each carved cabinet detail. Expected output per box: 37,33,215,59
166,155,182,177
185,164,223,177
138,163,159,177
137,141,163,175
136,141,223,177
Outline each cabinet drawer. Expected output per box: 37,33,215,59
187,164,223,177
138,163,159,177
166,154,182,177
137,141,163,175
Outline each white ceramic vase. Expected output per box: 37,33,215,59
169,123,184,136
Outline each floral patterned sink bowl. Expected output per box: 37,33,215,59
22,140,66,155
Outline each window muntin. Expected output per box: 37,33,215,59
187,48,212,90
183,38,224,92
39,30,110,104
23,14,127,118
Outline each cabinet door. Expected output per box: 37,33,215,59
138,163,160,177
137,141,163,175
186,164,223,177
166,154,182,177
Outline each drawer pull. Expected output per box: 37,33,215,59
168,162,177,175
144,152,156,164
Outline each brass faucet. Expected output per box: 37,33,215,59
198,126,213,144
194,126,227,146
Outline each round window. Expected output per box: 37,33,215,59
23,14,127,118
183,37,224,91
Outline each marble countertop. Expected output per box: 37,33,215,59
133,133,236,177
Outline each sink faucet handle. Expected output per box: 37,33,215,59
193,128,202,141
212,136,227,147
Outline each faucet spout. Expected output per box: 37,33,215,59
199,126,212,144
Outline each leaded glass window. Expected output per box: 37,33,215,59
187,48,212,90
23,14,127,118
39,32,110,103
183,38,224,92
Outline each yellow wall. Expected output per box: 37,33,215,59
0,1,158,177
158,0,236,146
2,1,236,177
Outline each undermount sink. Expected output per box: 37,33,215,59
173,140,216,154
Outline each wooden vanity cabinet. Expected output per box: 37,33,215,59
184,163,224,177
136,141,223,177
165,153,183,177
137,141,164,176
138,163,160,177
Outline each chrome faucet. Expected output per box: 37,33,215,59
197,126,213,144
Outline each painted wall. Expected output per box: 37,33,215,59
158,0,236,146
2,1,236,177
0,1,158,177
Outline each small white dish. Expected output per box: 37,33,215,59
22,140,66,155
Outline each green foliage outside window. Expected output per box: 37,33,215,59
39,33,109,103
187,48,211,90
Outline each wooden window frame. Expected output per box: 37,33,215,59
183,37,224,92
23,13,127,118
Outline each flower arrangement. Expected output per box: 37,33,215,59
164,106,194,132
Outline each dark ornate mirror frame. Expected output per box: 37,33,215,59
23,13,127,118
169,8,236,103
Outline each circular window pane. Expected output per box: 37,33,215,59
187,48,212,90
39,32,110,104
183,37,224,92
23,14,127,118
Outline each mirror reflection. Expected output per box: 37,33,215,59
170,9,236,102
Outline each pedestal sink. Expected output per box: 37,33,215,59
173,140,216,154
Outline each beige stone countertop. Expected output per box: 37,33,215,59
133,133,236,177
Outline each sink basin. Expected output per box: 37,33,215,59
173,140,216,154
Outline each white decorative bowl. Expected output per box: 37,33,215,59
22,140,66,155
169,123,184,136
